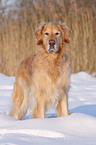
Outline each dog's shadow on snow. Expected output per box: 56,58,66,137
46,105,96,118
70,104,96,117
25,113,57,119
25,105,96,119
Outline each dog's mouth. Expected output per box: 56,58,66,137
49,45,55,51
48,45,57,52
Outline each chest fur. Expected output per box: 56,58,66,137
33,61,69,94
32,52,70,106
32,63,69,108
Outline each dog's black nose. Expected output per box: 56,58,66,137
49,40,55,46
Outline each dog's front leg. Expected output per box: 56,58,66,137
57,91,69,117
32,95,45,118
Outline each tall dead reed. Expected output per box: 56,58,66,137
0,0,95,76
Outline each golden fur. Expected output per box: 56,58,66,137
9,22,71,119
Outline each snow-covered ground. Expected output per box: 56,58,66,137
0,72,96,145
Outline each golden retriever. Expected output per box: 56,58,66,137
9,22,71,119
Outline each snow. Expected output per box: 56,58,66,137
0,0,21,18
0,72,96,145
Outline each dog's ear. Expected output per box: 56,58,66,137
59,23,71,44
35,22,45,45
64,26,71,44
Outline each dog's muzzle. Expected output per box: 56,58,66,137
48,39,56,52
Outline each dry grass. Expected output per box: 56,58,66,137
0,0,96,76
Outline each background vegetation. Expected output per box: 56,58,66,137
0,0,96,76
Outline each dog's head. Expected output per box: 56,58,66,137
35,22,71,53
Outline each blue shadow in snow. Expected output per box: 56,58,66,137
24,105,96,119
24,113,57,119
70,105,96,117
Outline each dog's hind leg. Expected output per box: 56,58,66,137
9,82,29,120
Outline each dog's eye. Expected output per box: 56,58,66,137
45,32,49,36
55,32,60,35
